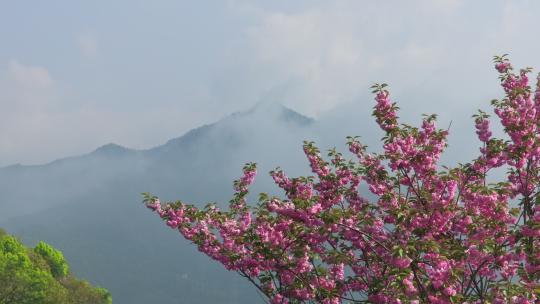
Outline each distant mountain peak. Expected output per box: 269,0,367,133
277,105,314,126
240,101,314,126
154,101,314,153
92,143,130,156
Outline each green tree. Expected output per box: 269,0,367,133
0,235,67,304
34,241,69,278
0,230,111,304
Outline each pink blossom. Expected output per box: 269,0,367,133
144,57,540,303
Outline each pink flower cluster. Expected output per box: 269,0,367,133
144,56,540,303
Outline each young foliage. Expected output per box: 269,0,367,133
0,231,112,304
34,241,69,278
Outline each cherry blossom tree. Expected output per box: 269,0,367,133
144,55,540,303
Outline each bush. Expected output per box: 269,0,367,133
34,241,69,278
0,231,111,304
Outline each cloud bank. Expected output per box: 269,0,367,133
1,1,540,166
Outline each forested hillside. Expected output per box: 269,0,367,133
0,228,111,304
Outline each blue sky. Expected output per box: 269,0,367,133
1,0,540,166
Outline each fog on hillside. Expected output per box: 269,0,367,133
2,1,539,304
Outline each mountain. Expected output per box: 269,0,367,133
0,98,484,304
0,102,318,304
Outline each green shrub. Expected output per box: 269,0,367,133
0,230,111,304
34,241,69,278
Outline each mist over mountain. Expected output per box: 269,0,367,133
0,102,324,304
0,99,490,304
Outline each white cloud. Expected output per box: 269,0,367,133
244,9,364,116
221,0,540,120
222,1,471,117
8,60,52,88
3,1,540,167
0,61,57,166
77,34,98,57
0,61,217,167
0,60,56,115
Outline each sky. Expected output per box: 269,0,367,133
1,0,540,167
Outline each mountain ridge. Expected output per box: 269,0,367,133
1,102,313,170
0,100,318,304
